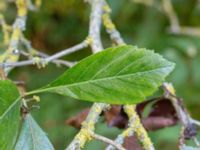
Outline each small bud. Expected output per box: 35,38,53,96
33,95,40,102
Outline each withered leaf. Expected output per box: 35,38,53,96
66,108,90,129
141,117,177,131
66,98,178,131
104,105,127,128
123,136,142,150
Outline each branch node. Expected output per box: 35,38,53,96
85,36,93,45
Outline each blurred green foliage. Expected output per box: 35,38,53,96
1,0,200,149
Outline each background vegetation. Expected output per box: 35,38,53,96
1,0,200,149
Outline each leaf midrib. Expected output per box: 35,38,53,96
29,65,173,95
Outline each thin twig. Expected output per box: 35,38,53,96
0,41,87,68
190,119,200,126
90,132,126,150
102,1,125,45
106,105,155,150
45,41,87,63
133,0,200,37
0,0,28,74
163,83,191,127
169,26,200,37
88,0,104,53
162,0,180,33
163,82,200,147
66,103,109,150
20,37,74,67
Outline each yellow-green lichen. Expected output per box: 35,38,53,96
102,14,115,30
124,105,154,150
164,82,176,95
85,36,93,45
33,57,48,68
35,0,41,8
102,4,111,13
16,0,28,17
0,14,11,45
11,28,21,41
75,128,93,148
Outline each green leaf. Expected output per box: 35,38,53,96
29,45,175,104
15,114,54,150
0,80,20,150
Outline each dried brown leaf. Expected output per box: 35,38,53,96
65,108,90,129
65,98,178,131
123,136,142,150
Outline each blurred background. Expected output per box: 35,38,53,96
1,0,200,149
